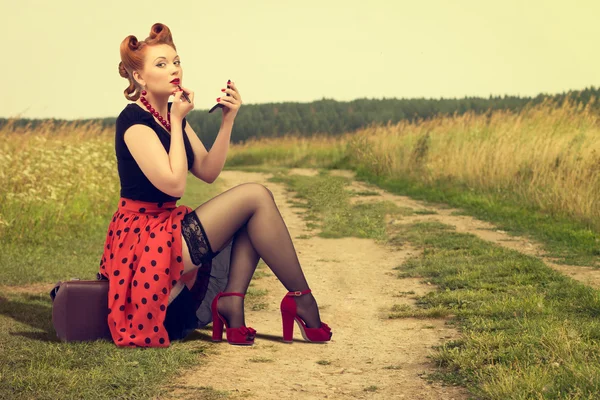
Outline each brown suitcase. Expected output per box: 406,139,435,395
49,274,112,342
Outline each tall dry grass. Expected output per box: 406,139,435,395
226,99,600,230
2,97,598,243
346,98,600,229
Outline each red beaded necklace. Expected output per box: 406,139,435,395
140,89,171,132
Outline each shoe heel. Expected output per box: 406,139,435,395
211,297,224,342
281,311,295,343
212,314,224,341
211,292,255,345
280,289,332,343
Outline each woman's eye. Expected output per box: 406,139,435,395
157,61,181,67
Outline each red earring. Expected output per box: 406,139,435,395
141,90,147,96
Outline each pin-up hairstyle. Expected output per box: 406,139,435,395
118,23,177,101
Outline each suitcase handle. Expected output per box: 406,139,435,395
49,273,109,302
49,281,61,302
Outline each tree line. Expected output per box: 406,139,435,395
3,86,599,147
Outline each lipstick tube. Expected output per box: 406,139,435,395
177,85,191,103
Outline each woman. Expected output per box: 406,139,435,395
99,22,331,348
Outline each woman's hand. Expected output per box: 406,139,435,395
218,80,242,120
170,86,195,122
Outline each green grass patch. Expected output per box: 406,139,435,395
245,287,268,312
356,169,600,267
349,189,380,197
246,288,268,298
252,270,270,279
414,209,438,215
389,304,452,319
391,221,600,398
268,171,410,241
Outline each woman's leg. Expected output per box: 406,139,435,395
217,222,260,327
180,182,322,328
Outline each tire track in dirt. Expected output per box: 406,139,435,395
167,169,467,400
325,169,600,290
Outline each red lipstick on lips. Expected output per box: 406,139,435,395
169,79,190,102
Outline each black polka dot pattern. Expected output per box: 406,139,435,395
99,197,195,348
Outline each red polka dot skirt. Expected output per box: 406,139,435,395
98,197,198,348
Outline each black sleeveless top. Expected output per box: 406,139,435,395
115,102,195,202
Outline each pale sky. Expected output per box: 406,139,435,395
1,0,598,120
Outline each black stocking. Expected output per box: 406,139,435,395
190,183,322,329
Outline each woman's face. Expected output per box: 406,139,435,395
134,44,183,96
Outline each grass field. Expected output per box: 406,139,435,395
1,98,599,398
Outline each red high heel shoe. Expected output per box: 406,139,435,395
280,289,332,343
211,292,256,345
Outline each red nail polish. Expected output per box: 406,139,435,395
227,80,231,84
217,97,221,102
221,88,225,92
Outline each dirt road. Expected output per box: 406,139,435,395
168,169,467,400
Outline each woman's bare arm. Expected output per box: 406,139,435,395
186,119,233,184
123,117,188,197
